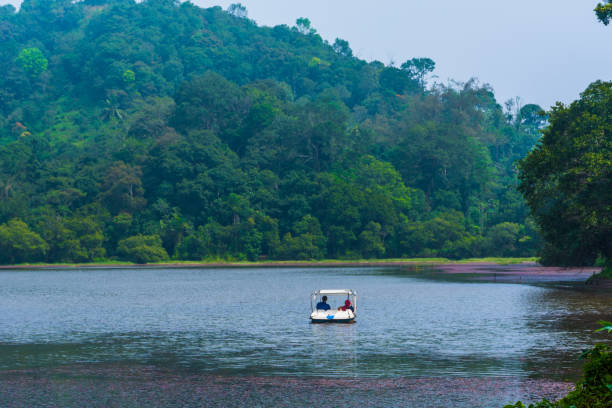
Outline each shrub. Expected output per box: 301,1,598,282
117,234,169,264
0,219,48,264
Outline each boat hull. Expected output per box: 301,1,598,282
311,317,355,324
310,309,355,323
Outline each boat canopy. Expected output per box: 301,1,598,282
315,289,355,295
311,289,357,315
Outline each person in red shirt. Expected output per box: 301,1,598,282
338,299,354,312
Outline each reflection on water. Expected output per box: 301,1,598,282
0,266,610,380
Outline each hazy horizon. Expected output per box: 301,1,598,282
3,0,611,109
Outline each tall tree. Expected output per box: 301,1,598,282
295,17,316,35
227,3,247,19
518,81,612,266
333,38,353,57
401,58,436,88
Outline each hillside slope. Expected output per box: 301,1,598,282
0,0,545,263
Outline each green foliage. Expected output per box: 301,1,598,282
559,342,612,407
0,219,48,263
596,321,612,333
276,215,326,260
558,321,612,408
600,266,612,278
15,47,48,78
518,81,612,266
174,226,210,261
117,234,169,264
102,161,146,214
359,222,385,258
397,211,479,259
38,216,106,263
481,222,523,257
0,0,543,264
295,17,316,35
333,38,352,57
595,1,612,25
401,58,436,87
122,69,135,83
227,3,248,19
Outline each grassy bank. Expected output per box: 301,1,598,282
0,257,539,269
585,265,612,288
600,265,612,278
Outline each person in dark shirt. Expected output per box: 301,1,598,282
316,295,330,310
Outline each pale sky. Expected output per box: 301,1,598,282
4,0,611,109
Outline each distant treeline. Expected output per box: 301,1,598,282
0,0,545,264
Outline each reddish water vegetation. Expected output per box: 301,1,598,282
0,365,573,407
435,263,600,284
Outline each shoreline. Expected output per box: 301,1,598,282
435,262,609,287
0,257,539,270
1,258,609,287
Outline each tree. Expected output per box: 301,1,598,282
333,38,353,57
518,81,612,267
295,17,316,35
397,211,477,259
401,58,436,88
117,234,169,264
102,161,146,214
102,94,126,122
595,1,612,25
379,66,416,94
482,222,521,257
59,216,106,262
352,155,426,218
276,215,326,260
0,4,16,18
172,72,248,139
15,47,48,78
174,226,210,260
359,222,385,258
519,104,546,132
0,219,48,264
227,3,247,19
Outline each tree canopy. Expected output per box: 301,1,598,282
595,1,612,25
519,81,612,266
15,47,48,78
0,0,544,264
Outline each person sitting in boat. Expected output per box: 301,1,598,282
316,296,330,311
338,299,354,312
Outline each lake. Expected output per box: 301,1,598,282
0,265,610,407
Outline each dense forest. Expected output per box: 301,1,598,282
0,0,547,264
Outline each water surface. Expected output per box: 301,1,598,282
0,266,610,406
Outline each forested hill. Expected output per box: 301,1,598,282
0,0,546,264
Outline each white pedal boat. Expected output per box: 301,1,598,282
310,289,357,323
